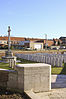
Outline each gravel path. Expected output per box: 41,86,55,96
37,88,66,99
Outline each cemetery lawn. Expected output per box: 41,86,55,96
0,58,66,75
51,67,63,75
51,63,66,75
0,58,38,70
17,58,38,64
0,62,13,70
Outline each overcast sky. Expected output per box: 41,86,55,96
0,0,66,39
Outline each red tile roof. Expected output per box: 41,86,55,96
0,37,62,47
0,37,25,41
46,40,54,46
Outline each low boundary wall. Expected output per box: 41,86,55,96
1,68,66,95
0,63,51,93
0,69,18,91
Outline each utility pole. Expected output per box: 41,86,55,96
45,34,47,50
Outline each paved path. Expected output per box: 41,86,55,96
51,75,66,88
37,88,66,99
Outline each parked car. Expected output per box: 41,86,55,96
52,47,57,50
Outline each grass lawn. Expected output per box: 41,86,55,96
51,63,66,75
0,58,38,70
0,58,66,75
52,63,66,75
0,62,13,70
17,58,38,64
51,67,63,75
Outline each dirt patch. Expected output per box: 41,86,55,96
0,88,29,99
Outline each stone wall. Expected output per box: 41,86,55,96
16,63,51,92
0,63,51,93
0,70,9,88
1,68,66,93
7,70,18,91
0,69,18,92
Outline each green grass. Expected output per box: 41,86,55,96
17,58,38,64
0,58,66,75
0,62,13,70
0,58,38,70
60,63,66,75
51,63,66,75
51,67,63,75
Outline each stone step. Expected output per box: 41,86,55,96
25,91,42,99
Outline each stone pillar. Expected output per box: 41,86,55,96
16,63,51,92
9,57,16,68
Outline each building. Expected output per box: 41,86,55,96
0,37,44,50
18,40,43,50
53,38,62,45
0,40,7,47
59,37,66,45
30,41,43,50
0,36,64,50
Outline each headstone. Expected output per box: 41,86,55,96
52,56,56,67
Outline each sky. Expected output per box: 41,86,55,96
0,0,66,39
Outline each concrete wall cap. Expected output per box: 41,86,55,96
0,69,15,72
16,63,51,68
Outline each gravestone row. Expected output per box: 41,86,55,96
16,53,66,67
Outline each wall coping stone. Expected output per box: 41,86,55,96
16,63,51,68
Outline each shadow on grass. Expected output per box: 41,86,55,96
52,63,66,89
60,63,66,75
51,63,66,75
17,58,38,64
